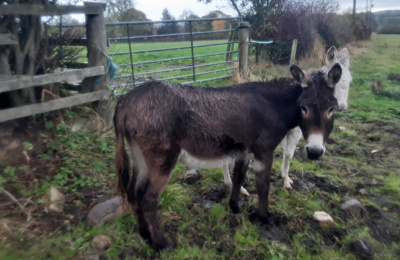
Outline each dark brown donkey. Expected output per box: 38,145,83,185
114,64,342,251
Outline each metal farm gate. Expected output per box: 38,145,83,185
62,17,242,94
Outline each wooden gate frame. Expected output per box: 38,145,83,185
0,2,110,123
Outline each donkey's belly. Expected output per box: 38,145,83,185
178,150,233,169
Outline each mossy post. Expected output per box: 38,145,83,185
290,39,298,65
82,2,113,124
238,22,250,81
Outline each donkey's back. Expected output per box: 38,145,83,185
115,80,297,158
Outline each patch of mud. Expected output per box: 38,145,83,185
201,183,230,202
363,200,400,244
294,172,348,194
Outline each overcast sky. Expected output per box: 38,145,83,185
135,0,400,21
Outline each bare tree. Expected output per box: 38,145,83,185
104,0,136,19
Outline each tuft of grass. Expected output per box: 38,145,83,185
376,171,400,199
208,203,228,226
200,168,224,188
159,183,190,213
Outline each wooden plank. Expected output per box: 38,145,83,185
0,75,29,81
0,4,103,16
0,34,18,45
0,66,104,94
0,90,111,123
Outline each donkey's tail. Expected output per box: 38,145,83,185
114,106,130,198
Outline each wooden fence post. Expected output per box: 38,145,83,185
289,39,298,65
82,2,113,124
82,2,108,93
238,21,250,80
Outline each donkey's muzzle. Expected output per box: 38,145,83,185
305,146,324,160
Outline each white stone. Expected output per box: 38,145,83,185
3,139,21,151
90,234,112,251
87,196,131,227
338,126,347,131
341,199,363,214
46,186,66,213
313,211,334,226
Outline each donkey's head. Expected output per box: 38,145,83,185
290,64,342,160
323,46,352,111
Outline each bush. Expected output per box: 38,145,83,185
353,18,372,40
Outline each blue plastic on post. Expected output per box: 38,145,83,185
92,56,120,91
250,40,273,45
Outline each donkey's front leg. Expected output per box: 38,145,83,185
254,152,274,224
281,127,302,189
229,155,250,213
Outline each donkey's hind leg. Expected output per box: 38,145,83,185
129,172,172,252
281,127,302,189
223,164,250,196
127,143,179,251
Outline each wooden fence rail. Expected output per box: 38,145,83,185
0,2,111,123
0,66,104,94
0,4,103,15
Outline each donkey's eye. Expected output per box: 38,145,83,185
300,106,308,116
328,107,335,114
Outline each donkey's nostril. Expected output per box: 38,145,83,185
306,146,324,160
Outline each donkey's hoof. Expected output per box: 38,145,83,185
229,201,241,214
283,177,293,189
152,238,172,253
241,187,250,196
249,212,275,227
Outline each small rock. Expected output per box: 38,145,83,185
3,139,21,151
90,234,112,251
293,180,314,192
0,123,15,138
84,255,100,260
338,126,347,131
191,198,216,208
341,199,363,214
181,169,202,184
349,239,374,260
87,196,131,227
313,211,334,226
0,149,6,162
359,188,366,195
186,169,199,176
46,186,66,213
261,226,288,243
71,120,84,132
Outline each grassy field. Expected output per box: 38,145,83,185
1,34,400,259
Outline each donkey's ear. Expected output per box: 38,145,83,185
290,65,309,88
327,63,342,88
338,48,350,68
325,46,338,67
